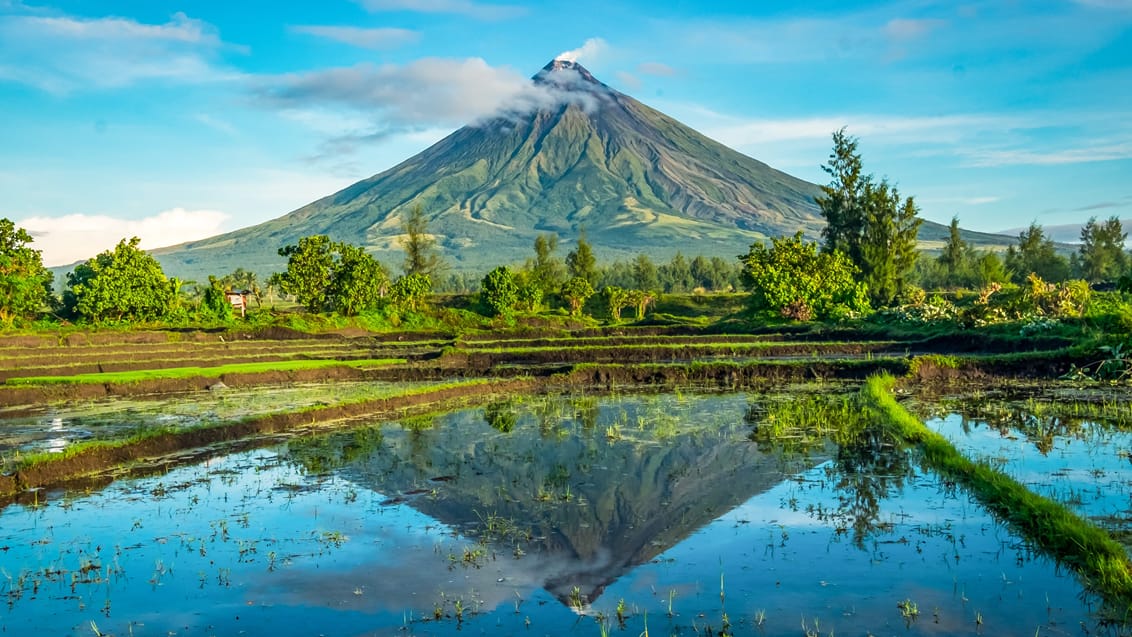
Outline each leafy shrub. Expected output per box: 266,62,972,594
739,232,869,321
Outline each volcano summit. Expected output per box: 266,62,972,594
154,59,999,280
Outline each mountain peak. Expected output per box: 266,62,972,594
534,58,604,88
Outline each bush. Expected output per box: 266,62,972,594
740,232,869,321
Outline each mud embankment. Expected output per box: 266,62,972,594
0,378,536,498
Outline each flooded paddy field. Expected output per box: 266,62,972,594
0,380,454,465
927,401,1132,548
2,391,1128,636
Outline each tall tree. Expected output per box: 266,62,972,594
937,216,969,282
63,237,174,322
565,230,597,285
401,204,444,278
0,218,53,324
816,128,868,265
528,233,566,295
631,253,659,291
1004,223,1070,283
1077,216,1126,283
815,129,921,306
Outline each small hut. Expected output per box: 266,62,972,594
225,290,249,318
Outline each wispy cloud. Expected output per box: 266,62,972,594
253,56,610,139
290,25,419,49
963,141,1132,167
355,0,525,20
1073,0,1132,9
699,112,1016,147
883,18,946,40
253,58,534,128
556,38,607,63
0,10,237,93
637,62,677,76
17,208,230,266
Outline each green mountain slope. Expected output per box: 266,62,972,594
153,60,1010,280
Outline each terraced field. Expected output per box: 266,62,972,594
1,324,1128,636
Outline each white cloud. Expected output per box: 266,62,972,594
698,112,1014,148
0,10,237,93
556,38,607,64
290,25,419,49
615,71,640,90
16,208,230,267
254,57,609,132
963,142,1132,167
356,0,525,20
883,18,946,40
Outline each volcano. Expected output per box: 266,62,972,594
153,59,1007,280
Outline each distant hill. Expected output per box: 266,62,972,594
152,59,1013,281
998,219,1132,245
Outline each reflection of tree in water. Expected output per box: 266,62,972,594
959,407,1091,457
830,428,913,549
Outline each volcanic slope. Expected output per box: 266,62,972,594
154,59,1009,280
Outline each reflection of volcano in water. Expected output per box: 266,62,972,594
309,395,823,606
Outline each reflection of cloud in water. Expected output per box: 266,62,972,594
248,535,615,614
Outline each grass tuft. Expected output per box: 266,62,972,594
860,373,1132,607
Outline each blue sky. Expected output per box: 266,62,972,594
1,0,1130,265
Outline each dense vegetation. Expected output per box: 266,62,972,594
0,131,1125,335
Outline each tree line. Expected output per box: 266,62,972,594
0,130,1125,326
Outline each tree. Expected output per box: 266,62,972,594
514,270,544,312
480,266,519,317
0,218,53,324
859,181,922,305
63,237,175,322
200,276,234,321
626,289,656,319
329,243,389,316
974,251,1010,287
217,268,262,306
560,276,595,316
631,253,659,291
565,230,597,285
529,233,566,295
660,253,693,292
390,272,431,312
816,128,868,265
1004,223,1070,283
401,204,444,277
1078,216,1126,283
272,235,336,312
815,129,922,306
603,286,631,321
739,232,869,321
272,236,389,315
937,216,968,281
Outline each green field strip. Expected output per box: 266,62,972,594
457,339,906,355
0,348,418,374
860,374,1132,606
4,358,407,386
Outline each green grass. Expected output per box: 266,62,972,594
5,358,406,385
861,374,1132,606
462,340,900,355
